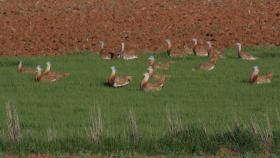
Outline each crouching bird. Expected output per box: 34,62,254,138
236,43,257,60
193,51,219,71
147,66,167,81
17,61,35,73
119,42,138,60
140,72,165,92
249,66,273,84
43,61,70,77
165,39,192,57
107,66,132,87
148,56,173,70
192,38,208,56
35,65,70,82
99,41,116,60
206,41,224,58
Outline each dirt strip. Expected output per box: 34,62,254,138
0,0,279,56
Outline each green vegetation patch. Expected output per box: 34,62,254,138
0,47,280,155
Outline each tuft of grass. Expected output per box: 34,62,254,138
5,101,21,144
86,106,103,145
166,109,183,135
262,114,273,153
129,110,139,146
222,120,263,153
47,127,57,143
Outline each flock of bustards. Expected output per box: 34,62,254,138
17,38,273,91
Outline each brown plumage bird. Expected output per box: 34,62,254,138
140,72,165,92
192,38,208,56
193,52,219,71
249,66,273,84
147,66,166,81
35,65,70,82
165,39,192,57
120,42,138,60
206,41,224,58
17,61,35,73
148,56,173,70
43,61,70,77
236,43,257,60
107,66,132,87
99,41,115,60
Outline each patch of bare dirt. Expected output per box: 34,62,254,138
4,154,19,158
217,146,238,158
0,0,279,56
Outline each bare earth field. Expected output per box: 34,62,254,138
0,0,280,56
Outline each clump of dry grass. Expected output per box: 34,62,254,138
86,107,103,145
276,110,280,124
166,109,183,135
249,115,273,153
5,101,21,144
249,118,260,138
198,119,209,140
261,114,273,153
47,127,57,143
226,115,274,154
129,110,139,146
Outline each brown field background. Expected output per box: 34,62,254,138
0,0,279,56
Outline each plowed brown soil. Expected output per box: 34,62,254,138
0,0,279,56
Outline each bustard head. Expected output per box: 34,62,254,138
148,56,155,61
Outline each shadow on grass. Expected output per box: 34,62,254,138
241,79,250,84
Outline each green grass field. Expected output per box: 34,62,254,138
0,47,280,155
